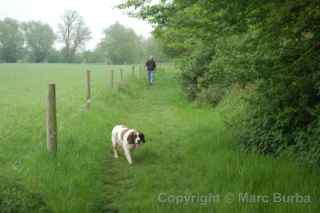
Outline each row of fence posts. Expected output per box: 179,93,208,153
46,65,145,155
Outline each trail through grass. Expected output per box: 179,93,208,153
0,64,319,213
101,70,320,213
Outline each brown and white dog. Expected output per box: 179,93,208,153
111,125,145,164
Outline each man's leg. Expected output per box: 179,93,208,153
147,70,152,85
150,70,154,84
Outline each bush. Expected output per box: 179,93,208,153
179,42,214,101
196,84,227,106
124,0,320,167
179,33,259,106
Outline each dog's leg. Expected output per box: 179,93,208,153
113,144,119,159
112,136,119,159
123,146,133,164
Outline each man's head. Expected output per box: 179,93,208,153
149,55,154,60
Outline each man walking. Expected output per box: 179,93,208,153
145,56,157,85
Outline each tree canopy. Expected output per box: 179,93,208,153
0,18,24,62
22,21,56,62
0,15,167,64
96,22,144,64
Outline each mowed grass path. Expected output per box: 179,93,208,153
0,64,320,213
102,71,320,212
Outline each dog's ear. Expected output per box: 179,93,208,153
127,132,136,144
139,133,145,143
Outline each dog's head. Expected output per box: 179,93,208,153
138,132,145,144
128,131,145,145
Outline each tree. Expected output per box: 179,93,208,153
58,10,91,62
142,37,168,62
97,22,144,64
22,21,56,62
119,0,320,166
0,18,24,62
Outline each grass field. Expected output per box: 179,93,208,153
0,64,320,213
0,63,137,212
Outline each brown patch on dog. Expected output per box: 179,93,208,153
127,132,136,144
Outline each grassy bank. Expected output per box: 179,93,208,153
0,64,319,212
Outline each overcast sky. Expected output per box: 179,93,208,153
0,0,153,49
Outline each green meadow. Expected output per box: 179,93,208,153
0,64,319,213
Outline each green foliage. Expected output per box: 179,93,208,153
179,42,218,103
94,23,168,64
0,18,24,62
22,21,56,62
96,22,144,64
119,0,320,166
143,36,169,62
235,1,320,165
0,15,168,64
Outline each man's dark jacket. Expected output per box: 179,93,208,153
146,59,156,71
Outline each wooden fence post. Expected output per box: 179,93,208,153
110,69,114,88
141,64,144,78
86,70,91,110
47,83,57,154
132,66,135,77
138,65,141,79
120,68,124,82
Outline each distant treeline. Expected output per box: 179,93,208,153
120,1,320,166
0,10,168,64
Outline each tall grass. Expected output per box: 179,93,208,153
0,64,319,212
0,63,141,212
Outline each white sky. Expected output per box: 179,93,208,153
0,0,153,49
